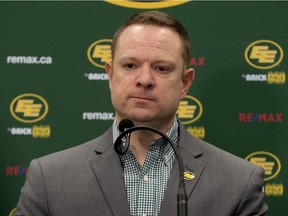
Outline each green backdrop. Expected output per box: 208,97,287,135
1,1,287,215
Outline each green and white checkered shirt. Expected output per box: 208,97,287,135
113,119,179,216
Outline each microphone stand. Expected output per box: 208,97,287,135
114,125,187,216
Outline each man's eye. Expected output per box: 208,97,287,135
155,66,170,73
124,63,136,69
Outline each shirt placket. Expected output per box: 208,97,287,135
137,144,162,216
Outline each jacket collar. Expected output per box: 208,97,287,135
90,128,131,216
160,123,205,215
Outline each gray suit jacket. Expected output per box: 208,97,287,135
15,124,268,216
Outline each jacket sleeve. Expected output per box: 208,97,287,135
235,166,268,216
14,159,50,216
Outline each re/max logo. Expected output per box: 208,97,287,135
239,113,282,123
6,166,29,176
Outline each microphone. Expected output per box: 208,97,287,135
114,119,134,155
114,119,187,216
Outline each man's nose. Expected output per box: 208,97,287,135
135,65,156,89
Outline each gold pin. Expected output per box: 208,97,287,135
183,171,195,180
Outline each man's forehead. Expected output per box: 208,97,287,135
117,24,181,48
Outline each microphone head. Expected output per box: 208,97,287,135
119,119,134,132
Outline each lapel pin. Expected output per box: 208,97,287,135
183,171,195,180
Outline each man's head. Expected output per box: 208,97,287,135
106,11,194,130
111,11,191,68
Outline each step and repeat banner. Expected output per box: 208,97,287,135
1,1,287,215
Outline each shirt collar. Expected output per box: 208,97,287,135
112,118,179,145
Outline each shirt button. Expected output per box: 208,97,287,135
163,155,168,160
143,175,149,182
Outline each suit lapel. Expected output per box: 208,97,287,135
160,124,205,215
181,149,205,199
90,129,131,216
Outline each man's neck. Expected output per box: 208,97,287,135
130,130,160,165
128,118,178,166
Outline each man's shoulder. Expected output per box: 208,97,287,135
179,124,261,173
199,138,256,169
36,128,113,165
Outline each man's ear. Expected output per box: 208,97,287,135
181,68,195,98
105,61,113,89
105,61,113,80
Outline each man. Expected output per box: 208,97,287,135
15,11,268,215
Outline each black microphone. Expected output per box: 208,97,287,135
114,119,134,155
114,119,187,216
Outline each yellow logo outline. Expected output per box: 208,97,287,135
10,93,48,123
177,95,203,125
105,0,190,9
87,39,112,69
245,151,281,181
9,207,16,216
244,40,283,69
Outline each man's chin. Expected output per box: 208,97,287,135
124,113,155,125
116,108,166,125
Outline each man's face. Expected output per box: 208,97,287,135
106,24,194,128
